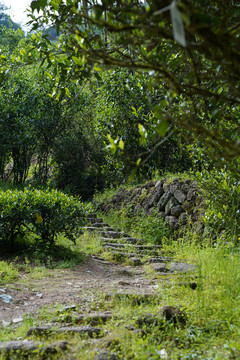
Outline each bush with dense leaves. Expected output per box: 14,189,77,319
0,188,86,249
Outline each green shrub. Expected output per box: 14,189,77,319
134,210,172,244
0,188,86,249
196,170,240,240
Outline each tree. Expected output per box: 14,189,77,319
26,0,240,174
0,27,71,184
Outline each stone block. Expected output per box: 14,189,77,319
165,197,179,215
171,205,183,217
157,190,172,211
174,189,186,204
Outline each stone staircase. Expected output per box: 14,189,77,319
85,213,172,264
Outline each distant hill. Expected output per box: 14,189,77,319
42,26,60,41
0,2,21,31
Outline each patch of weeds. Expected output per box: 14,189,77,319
14,233,88,270
0,316,34,342
27,266,56,280
0,261,19,284
131,209,172,245
76,231,103,256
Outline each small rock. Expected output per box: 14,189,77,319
60,305,77,312
178,213,188,225
156,348,168,359
165,216,178,227
171,205,183,217
187,187,198,201
174,189,186,204
177,282,198,290
0,294,12,304
136,314,160,327
165,196,179,215
35,292,43,298
125,325,135,331
169,183,179,194
118,281,131,286
95,350,118,360
12,316,23,324
2,320,11,328
189,282,197,290
163,183,168,192
157,190,172,211
159,306,186,325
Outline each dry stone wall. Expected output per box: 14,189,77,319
97,178,203,229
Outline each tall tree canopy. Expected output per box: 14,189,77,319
15,1,240,172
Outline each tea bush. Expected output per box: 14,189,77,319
0,188,86,249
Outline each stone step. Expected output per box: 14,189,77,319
101,231,130,239
148,257,173,263
84,226,114,232
0,340,68,354
27,325,102,338
55,312,113,326
102,242,162,250
90,222,110,228
101,237,139,244
85,214,167,264
103,244,160,256
75,313,113,326
87,213,97,219
108,251,156,259
90,218,103,223
106,251,172,263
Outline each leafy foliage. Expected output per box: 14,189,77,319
197,170,240,240
0,188,86,249
24,0,240,174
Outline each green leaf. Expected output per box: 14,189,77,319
107,134,117,154
156,120,169,137
119,139,124,150
93,64,103,72
72,56,82,65
128,167,137,182
51,0,60,11
30,0,48,12
65,87,71,97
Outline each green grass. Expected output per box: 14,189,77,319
0,261,19,284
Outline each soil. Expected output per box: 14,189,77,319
0,256,161,323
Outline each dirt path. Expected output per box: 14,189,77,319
0,256,160,323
